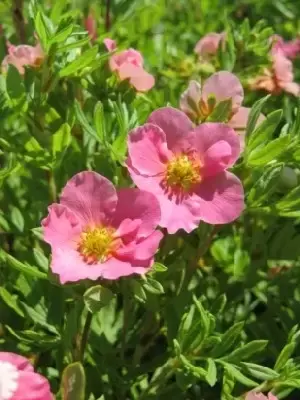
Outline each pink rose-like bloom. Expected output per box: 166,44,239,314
250,51,300,96
84,12,97,41
271,34,300,59
194,32,226,59
246,391,278,400
2,41,44,75
179,72,265,150
127,107,245,234
104,38,155,92
0,352,52,400
42,171,163,284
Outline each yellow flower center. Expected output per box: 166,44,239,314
77,226,117,264
165,154,202,191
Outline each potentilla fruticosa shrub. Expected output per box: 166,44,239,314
0,0,300,399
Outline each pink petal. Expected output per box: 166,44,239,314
42,204,82,248
113,188,161,238
202,71,244,112
194,32,225,57
116,218,141,239
127,123,170,176
0,353,33,372
268,394,278,400
282,81,300,96
13,371,53,400
274,52,294,83
134,231,163,260
153,192,203,234
104,38,117,52
60,171,117,225
129,68,155,92
245,392,271,400
50,247,127,283
117,63,155,91
180,80,202,116
102,257,154,278
192,123,240,176
148,107,193,150
85,14,97,41
193,171,244,224
126,160,163,195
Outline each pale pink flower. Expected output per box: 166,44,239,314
127,107,244,234
246,391,278,400
103,38,117,52
194,32,226,59
104,38,154,92
0,352,52,400
180,72,265,150
271,34,300,59
250,52,300,96
2,41,44,75
42,171,163,284
84,12,97,41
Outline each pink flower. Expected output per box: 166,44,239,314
0,352,53,400
194,32,226,59
245,392,278,400
2,41,44,75
179,72,265,150
271,34,300,59
84,12,97,41
250,52,300,96
42,171,163,284
126,107,244,234
104,39,155,92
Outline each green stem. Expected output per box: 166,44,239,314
79,311,93,362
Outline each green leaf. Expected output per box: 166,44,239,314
247,136,290,166
131,280,147,303
52,123,71,156
207,99,232,123
178,305,195,346
35,11,50,51
192,295,211,337
10,206,24,232
233,249,250,277
94,101,107,144
274,342,297,371
221,340,268,363
245,95,270,137
50,0,68,22
0,287,25,317
0,250,48,280
221,363,258,387
179,355,207,379
74,100,100,143
50,24,74,45
33,248,49,271
59,47,98,77
6,65,25,99
211,322,244,358
143,277,164,295
247,109,282,152
276,185,300,211
241,362,280,381
152,262,168,273
83,286,114,313
206,358,217,387
61,362,86,400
